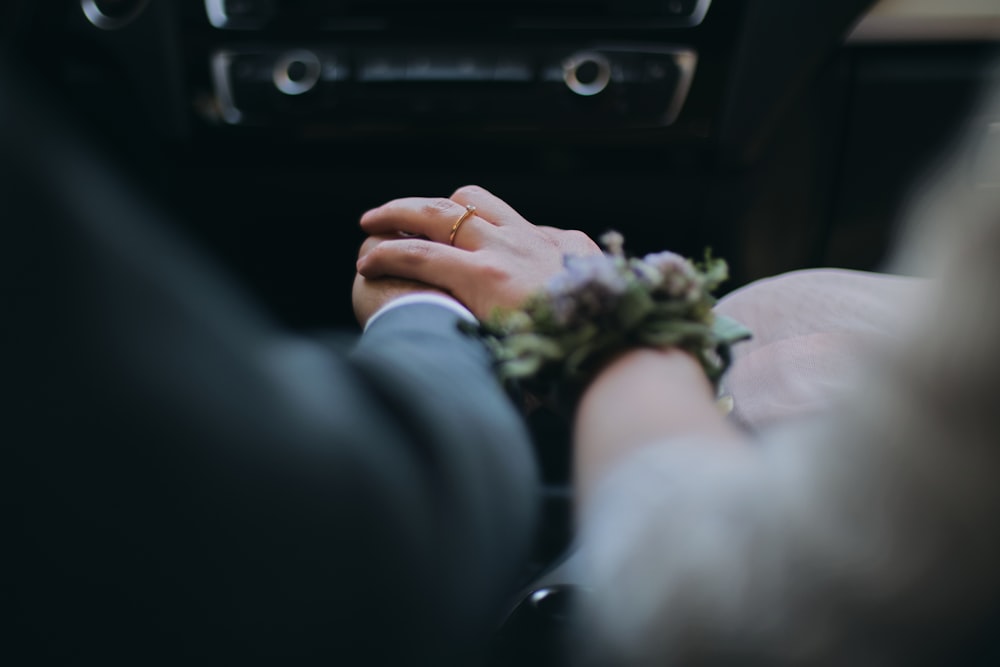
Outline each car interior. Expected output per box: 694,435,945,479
5,0,1000,663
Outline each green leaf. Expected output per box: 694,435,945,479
618,288,655,329
503,333,563,359
644,319,710,337
698,256,730,291
711,314,753,344
566,340,605,379
500,356,544,379
649,301,693,318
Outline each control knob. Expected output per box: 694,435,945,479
562,52,612,97
273,50,321,96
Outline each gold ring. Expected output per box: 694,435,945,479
449,204,476,246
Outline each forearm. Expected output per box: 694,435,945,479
352,303,539,569
574,277,1000,666
574,348,744,502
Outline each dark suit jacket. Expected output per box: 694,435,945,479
2,61,538,663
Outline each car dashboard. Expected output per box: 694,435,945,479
5,0,1000,331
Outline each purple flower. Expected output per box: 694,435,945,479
546,254,629,325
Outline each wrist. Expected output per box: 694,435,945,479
574,347,740,497
363,291,475,332
578,348,716,425
466,235,751,419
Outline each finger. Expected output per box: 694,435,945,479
360,196,491,245
358,234,386,260
450,184,531,227
360,233,423,263
356,237,475,293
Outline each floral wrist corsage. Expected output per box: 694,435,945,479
463,232,752,412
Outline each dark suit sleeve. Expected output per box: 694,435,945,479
2,61,538,662
352,303,541,644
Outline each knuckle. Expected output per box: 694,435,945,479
362,243,388,267
565,229,600,253
402,240,433,263
477,261,510,284
452,184,485,200
423,197,457,218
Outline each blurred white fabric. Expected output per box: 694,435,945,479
578,83,1000,665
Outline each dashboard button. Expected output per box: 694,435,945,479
563,52,612,96
273,50,321,95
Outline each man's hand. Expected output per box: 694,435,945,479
356,185,601,320
352,248,450,328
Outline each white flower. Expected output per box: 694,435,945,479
643,251,699,298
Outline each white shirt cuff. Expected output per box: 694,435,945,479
363,293,477,332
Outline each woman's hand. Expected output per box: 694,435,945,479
356,185,601,320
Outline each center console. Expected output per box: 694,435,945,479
59,0,743,145
212,42,696,129
174,0,732,137
199,0,710,130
